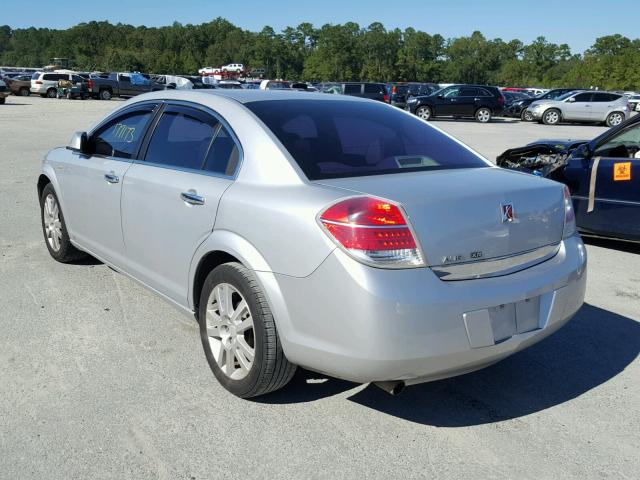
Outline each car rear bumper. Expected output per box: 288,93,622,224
265,234,587,384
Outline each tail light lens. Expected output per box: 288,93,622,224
319,196,424,268
563,186,576,239
498,95,505,105
35,80,43,84
87,79,93,89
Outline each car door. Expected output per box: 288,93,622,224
118,74,135,96
435,86,461,115
455,87,480,115
564,122,640,240
56,103,159,265
120,104,238,305
589,92,613,122
563,92,593,121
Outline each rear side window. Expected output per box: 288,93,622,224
459,87,477,96
90,109,155,159
42,74,57,81
245,99,487,180
204,126,240,176
145,109,218,170
343,84,361,94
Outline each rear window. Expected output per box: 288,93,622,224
343,84,361,94
245,100,487,180
364,83,384,94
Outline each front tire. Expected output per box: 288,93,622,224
40,184,86,263
606,111,624,127
542,109,561,125
475,107,492,123
198,262,296,398
416,105,432,121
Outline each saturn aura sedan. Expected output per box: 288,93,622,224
38,90,587,397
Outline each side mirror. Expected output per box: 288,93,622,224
437,94,444,99
567,97,576,103
67,131,88,154
573,143,591,159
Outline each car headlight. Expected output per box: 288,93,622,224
407,98,418,103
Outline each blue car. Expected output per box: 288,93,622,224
498,115,640,242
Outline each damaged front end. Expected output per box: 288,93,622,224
496,141,587,182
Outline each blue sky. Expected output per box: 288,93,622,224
4,0,638,53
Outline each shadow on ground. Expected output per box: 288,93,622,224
259,303,639,426
583,236,640,255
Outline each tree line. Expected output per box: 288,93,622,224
0,19,639,90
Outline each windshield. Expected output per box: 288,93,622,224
245,99,487,180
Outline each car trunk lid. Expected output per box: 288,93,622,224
316,167,565,270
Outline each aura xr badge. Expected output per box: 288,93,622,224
501,203,514,223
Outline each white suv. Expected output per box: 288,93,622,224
221,64,244,73
31,72,84,98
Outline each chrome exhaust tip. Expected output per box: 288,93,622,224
373,380,406,396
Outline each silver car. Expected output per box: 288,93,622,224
529,90,629,127
38,90,587,397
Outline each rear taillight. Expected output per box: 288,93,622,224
87,79,93,89
562,186,576,239
319,196,424,268
35,80,43,84
498,95,505,105
383,94,389,103
391,85,397,94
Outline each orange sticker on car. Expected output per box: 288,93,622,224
613,162,631,181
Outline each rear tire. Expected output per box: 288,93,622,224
19,87,30,97
40,184,87,263
198,262,296,398
0,97,5,105
475,107,492,123
521,108,533,122
99,89,112,100
416,105,432,121
606,111,624,127
542,109,561,125
46,88,57,98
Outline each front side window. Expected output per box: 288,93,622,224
595,124,640,158
144,109,218,170
89,108,155,158
245,99,487,180
442,87,461,98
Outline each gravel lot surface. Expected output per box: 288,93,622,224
1,95,638,480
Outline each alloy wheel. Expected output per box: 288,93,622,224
544,110,559,124
205,283,255,380
608,113,623,127
43,193,62,252
417,107,431,120
476,108,491,123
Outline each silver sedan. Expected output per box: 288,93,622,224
38,90,587,397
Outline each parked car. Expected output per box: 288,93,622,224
628,94,640,112
259,80,291,90
407,84,505,122
151,75,194,90
386,83,438,109
506,88,583,121
88,72,164,100
31,71,87,98
497,113,640,242
199,67,221,75
405,82,439,100
5,74,32,96
528,90,629,127
38,90,586,397
320,82,387,101
502,91,531,107
222,63,244,73
217,80,243,89
0,79,9,104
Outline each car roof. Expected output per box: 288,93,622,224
156,89,372,104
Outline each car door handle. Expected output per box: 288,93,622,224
180,191,205,206
104,172,119,184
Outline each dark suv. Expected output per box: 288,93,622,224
506,88,582,121
407,84,505,123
